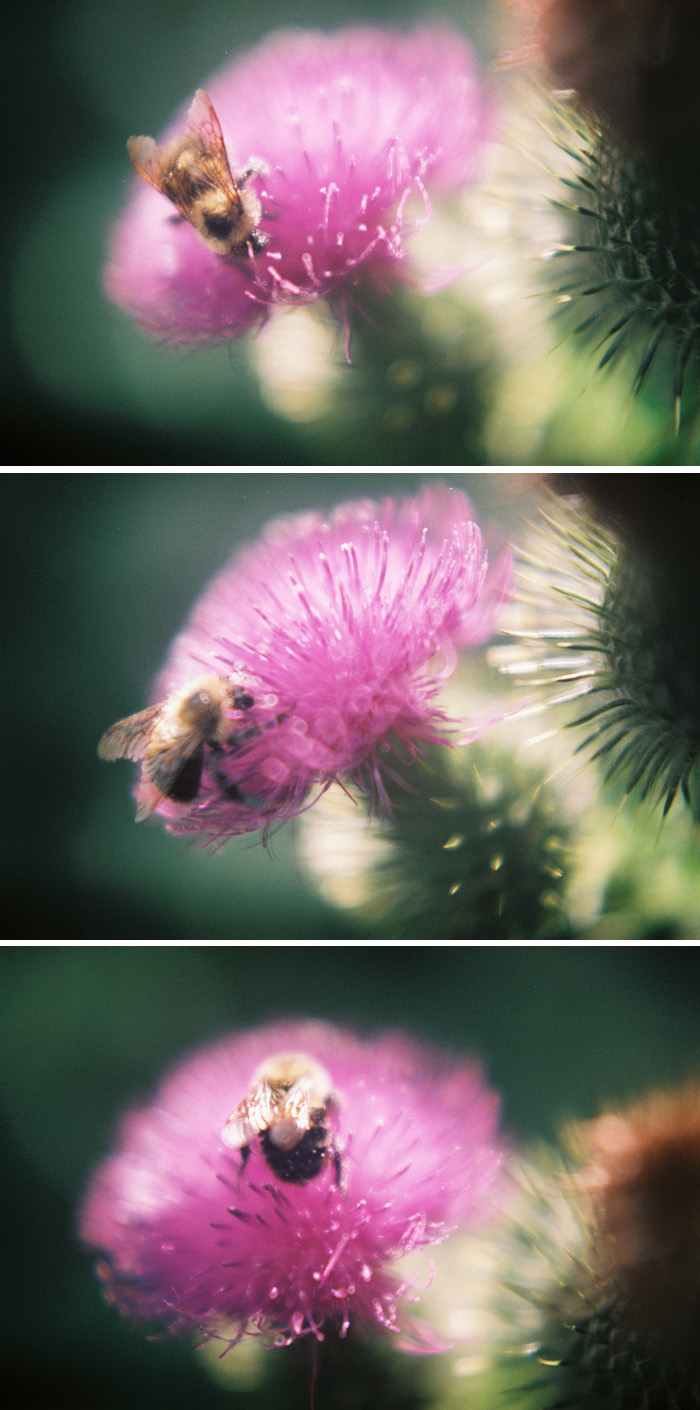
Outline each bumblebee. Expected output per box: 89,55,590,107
222,1054,342,1186
127,88,268,257
98,674,255,821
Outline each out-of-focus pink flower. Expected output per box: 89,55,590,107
105,26,491,344
571,1082,700,1352
114,485,511,843
79,1019,504,1351
515,0,700,153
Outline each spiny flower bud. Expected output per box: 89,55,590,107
494,1083,700,1410
496,490,700,825
419,1084,700,1410
540,105,700,433
503,6,700,434
296,710,587,940
249,285,498,467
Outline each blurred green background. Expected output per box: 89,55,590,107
4,468,527,941
6,0,689,465
2,944,700,1409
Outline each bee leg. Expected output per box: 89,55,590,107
237,159,267,185
230,689,255,711
331,1140,343,1191
247,230,269,255
207,742,246,802
237,1144,251,1182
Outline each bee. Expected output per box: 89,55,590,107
127,88,268,258
98,674,256,822
222,1054,342,1186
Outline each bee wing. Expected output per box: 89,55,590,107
222,1079,276,1148
273,1078,316,1147
134,780,166,824
98,703,165,762
186,90,228,159
126,134,165,190
184,89,241,201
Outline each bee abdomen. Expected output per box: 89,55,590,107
202,210,241,240
160,746,204,802
259,1127,328,1184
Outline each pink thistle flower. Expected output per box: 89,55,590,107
78,1019,504,1352
515,0,700,154
105,25,491,344
98,485,512,843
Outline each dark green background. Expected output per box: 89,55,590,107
2,943,700,1409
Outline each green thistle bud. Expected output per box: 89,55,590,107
496,1083,700,1410
502,6,700,437
418,1082,700,1410
544,114,700,434
498,493,700,825
296,702,585,940
251,283,497,466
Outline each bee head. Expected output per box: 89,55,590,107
177,677,226,731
